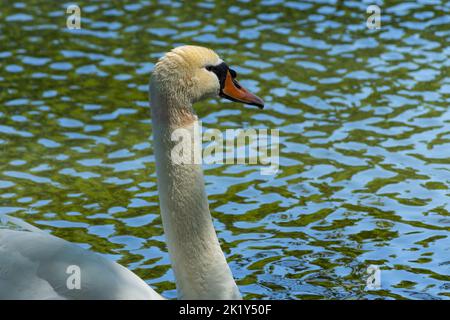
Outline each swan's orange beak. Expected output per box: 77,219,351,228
220,70,264,109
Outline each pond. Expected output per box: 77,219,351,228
0,0,449,299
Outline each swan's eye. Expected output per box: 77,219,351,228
205,65,213,71
229,69,237,78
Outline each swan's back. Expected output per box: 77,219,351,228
0,229,163,300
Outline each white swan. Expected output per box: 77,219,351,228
0,45,264,300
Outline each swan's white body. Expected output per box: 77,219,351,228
0,46,263,300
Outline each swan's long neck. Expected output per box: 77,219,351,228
150,81,241,300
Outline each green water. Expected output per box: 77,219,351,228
0,0,449,299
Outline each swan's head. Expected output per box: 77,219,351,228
152,45,264,109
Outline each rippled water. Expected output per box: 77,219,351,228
1,1,449,299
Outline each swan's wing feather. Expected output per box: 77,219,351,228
0,229,163,300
